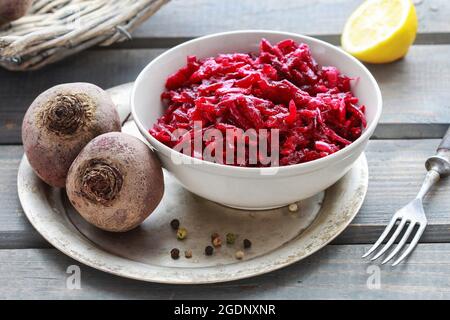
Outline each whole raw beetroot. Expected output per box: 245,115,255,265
22,83,121,188
0,0,33,26
66,132,164,232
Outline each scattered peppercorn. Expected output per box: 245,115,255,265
211,232,220,241
170,248,180,260
205,245,214,256
243,239,252,249
170,219,180,230
226,233,237,245
288,203,299,212
177,227,187,240
235,250,245,260
185,249,193,259
212,236,222,248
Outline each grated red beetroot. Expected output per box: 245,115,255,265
150,39,366,167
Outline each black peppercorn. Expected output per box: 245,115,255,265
170,219,180,230
170,248,180,259
205,245,214,256
243,239,252,249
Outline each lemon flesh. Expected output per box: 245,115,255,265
342,0,418,63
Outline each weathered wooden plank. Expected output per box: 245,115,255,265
110,33,450,49
0,146,49,248
369,44,450,129
1,244,450,299
1,139,450,248
0,45,449,143
339,139,450,244
131,0,450,44
0,49,164,144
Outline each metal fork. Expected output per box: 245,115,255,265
363,127,450,266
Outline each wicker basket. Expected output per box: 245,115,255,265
0,0,169,71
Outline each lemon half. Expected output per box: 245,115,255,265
342,0,418,63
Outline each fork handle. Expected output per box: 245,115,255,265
438,127,450,152
426,127,450,177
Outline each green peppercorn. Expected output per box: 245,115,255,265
226,233,236,245
205,245,214,256
243,239,252,249
177,227,187,240
170,219,180,230
170,248,180,260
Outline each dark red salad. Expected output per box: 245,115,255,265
150,38,366,167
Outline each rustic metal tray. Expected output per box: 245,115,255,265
17,83,368,284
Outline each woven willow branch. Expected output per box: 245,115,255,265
0,0,169,71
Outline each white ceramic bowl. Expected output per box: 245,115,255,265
132,30,382,210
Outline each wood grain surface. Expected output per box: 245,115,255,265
1,45,450,143
132,0,450,44
1,244,450,299
2,140,449,249
1,0,449,299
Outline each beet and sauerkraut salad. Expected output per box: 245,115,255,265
150,39,367,167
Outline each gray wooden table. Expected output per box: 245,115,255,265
1,0,450,299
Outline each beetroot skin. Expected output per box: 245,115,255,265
66,132,164,232
0,0,33,25
22,83,121,187
150,39,367,167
